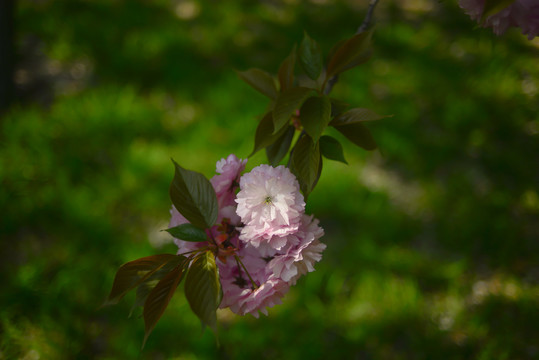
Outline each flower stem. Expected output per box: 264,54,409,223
234,255,258,290
177,248,208,257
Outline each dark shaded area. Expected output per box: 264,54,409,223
0,0,15,111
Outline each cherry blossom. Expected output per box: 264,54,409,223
459,0,539,39
235,165,305,248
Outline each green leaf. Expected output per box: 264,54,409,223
326,30,373,78
185,251,221,332
169,160,218,229
272,86,313,133
481,0,515,21
236,68,278,100
250,111,289,156
104,254,182,306
143,262,186,348
290,134,321,198
130,256,186,317
266,125,295,166
298,31,323,81
330,107,390,126
330,98,349,117
320,135,348,164
334,123,377,151
300,96,331,142
278,45,296,92
165,224,208,242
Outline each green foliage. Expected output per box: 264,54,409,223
238,28,379,197
143,262,186,347
236,68,278,100
299,31,323,81
112,157,224,343
319,135,348,164
272,86,313,132
290,134,321,198
330,107,391,126
325,30,373,80
481,0,516,22
184,251,221,333
165,224,208,243
169,159,218,230
266,125,295,166
278,45,297,92
105,254,184,306
251,111,288,156
300,96,332,142
131,258,187,315
104,254,187,345
334,122,378,151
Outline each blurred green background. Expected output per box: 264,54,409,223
1,0,538,359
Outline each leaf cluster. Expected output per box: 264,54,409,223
105,161,224,346
237,31,390,198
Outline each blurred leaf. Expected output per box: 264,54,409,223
105,254,182,306
334,123,377,151
169,160,218,229
300,96,331,142
278,45,297,92
330,98,350,117
299,31,323,81
185,251,221,332
236,68,278,100
143,262,186,348
330,108,391,126
312,152,323,194
320,135,348,164
326,30,373,78
250,111,289,156
481,0,516,21
327,38,346,64
130,256,187,316
165,224,208,242
291,134,320,198
273,87,313,133
266,125,295,166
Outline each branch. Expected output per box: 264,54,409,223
323,0,381,95
357,0,380,34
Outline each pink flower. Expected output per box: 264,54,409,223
218,205,241,226
170,155,325,318
211,154,247,208
235,165,305,249
234,278,289,318
268,215,326,284
218,247,290,317
512,0,539,39
459,0,539,39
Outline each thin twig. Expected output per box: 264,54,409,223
235,255,258,290
323,0,381,95
357,0,380,34
177,248,207,257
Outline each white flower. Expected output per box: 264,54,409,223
235,165,305,249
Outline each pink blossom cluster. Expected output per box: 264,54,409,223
459,0,539,39
169,154,326,317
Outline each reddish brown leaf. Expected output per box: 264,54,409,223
105,254,182,306
142,262,186,348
